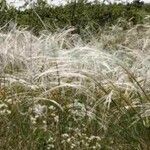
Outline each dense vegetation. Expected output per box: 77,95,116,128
0,0,150,150
0,23,150,150
0,0,150,34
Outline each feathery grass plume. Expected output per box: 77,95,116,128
0,23,150,149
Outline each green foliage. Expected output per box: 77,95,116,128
0,1,150,34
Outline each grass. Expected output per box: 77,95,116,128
0,24,150,150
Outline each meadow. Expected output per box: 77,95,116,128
0,17,150,149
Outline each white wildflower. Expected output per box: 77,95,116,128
33,104,47,116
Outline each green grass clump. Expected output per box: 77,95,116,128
0,24,150,149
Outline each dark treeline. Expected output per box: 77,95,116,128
0,0,150,35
